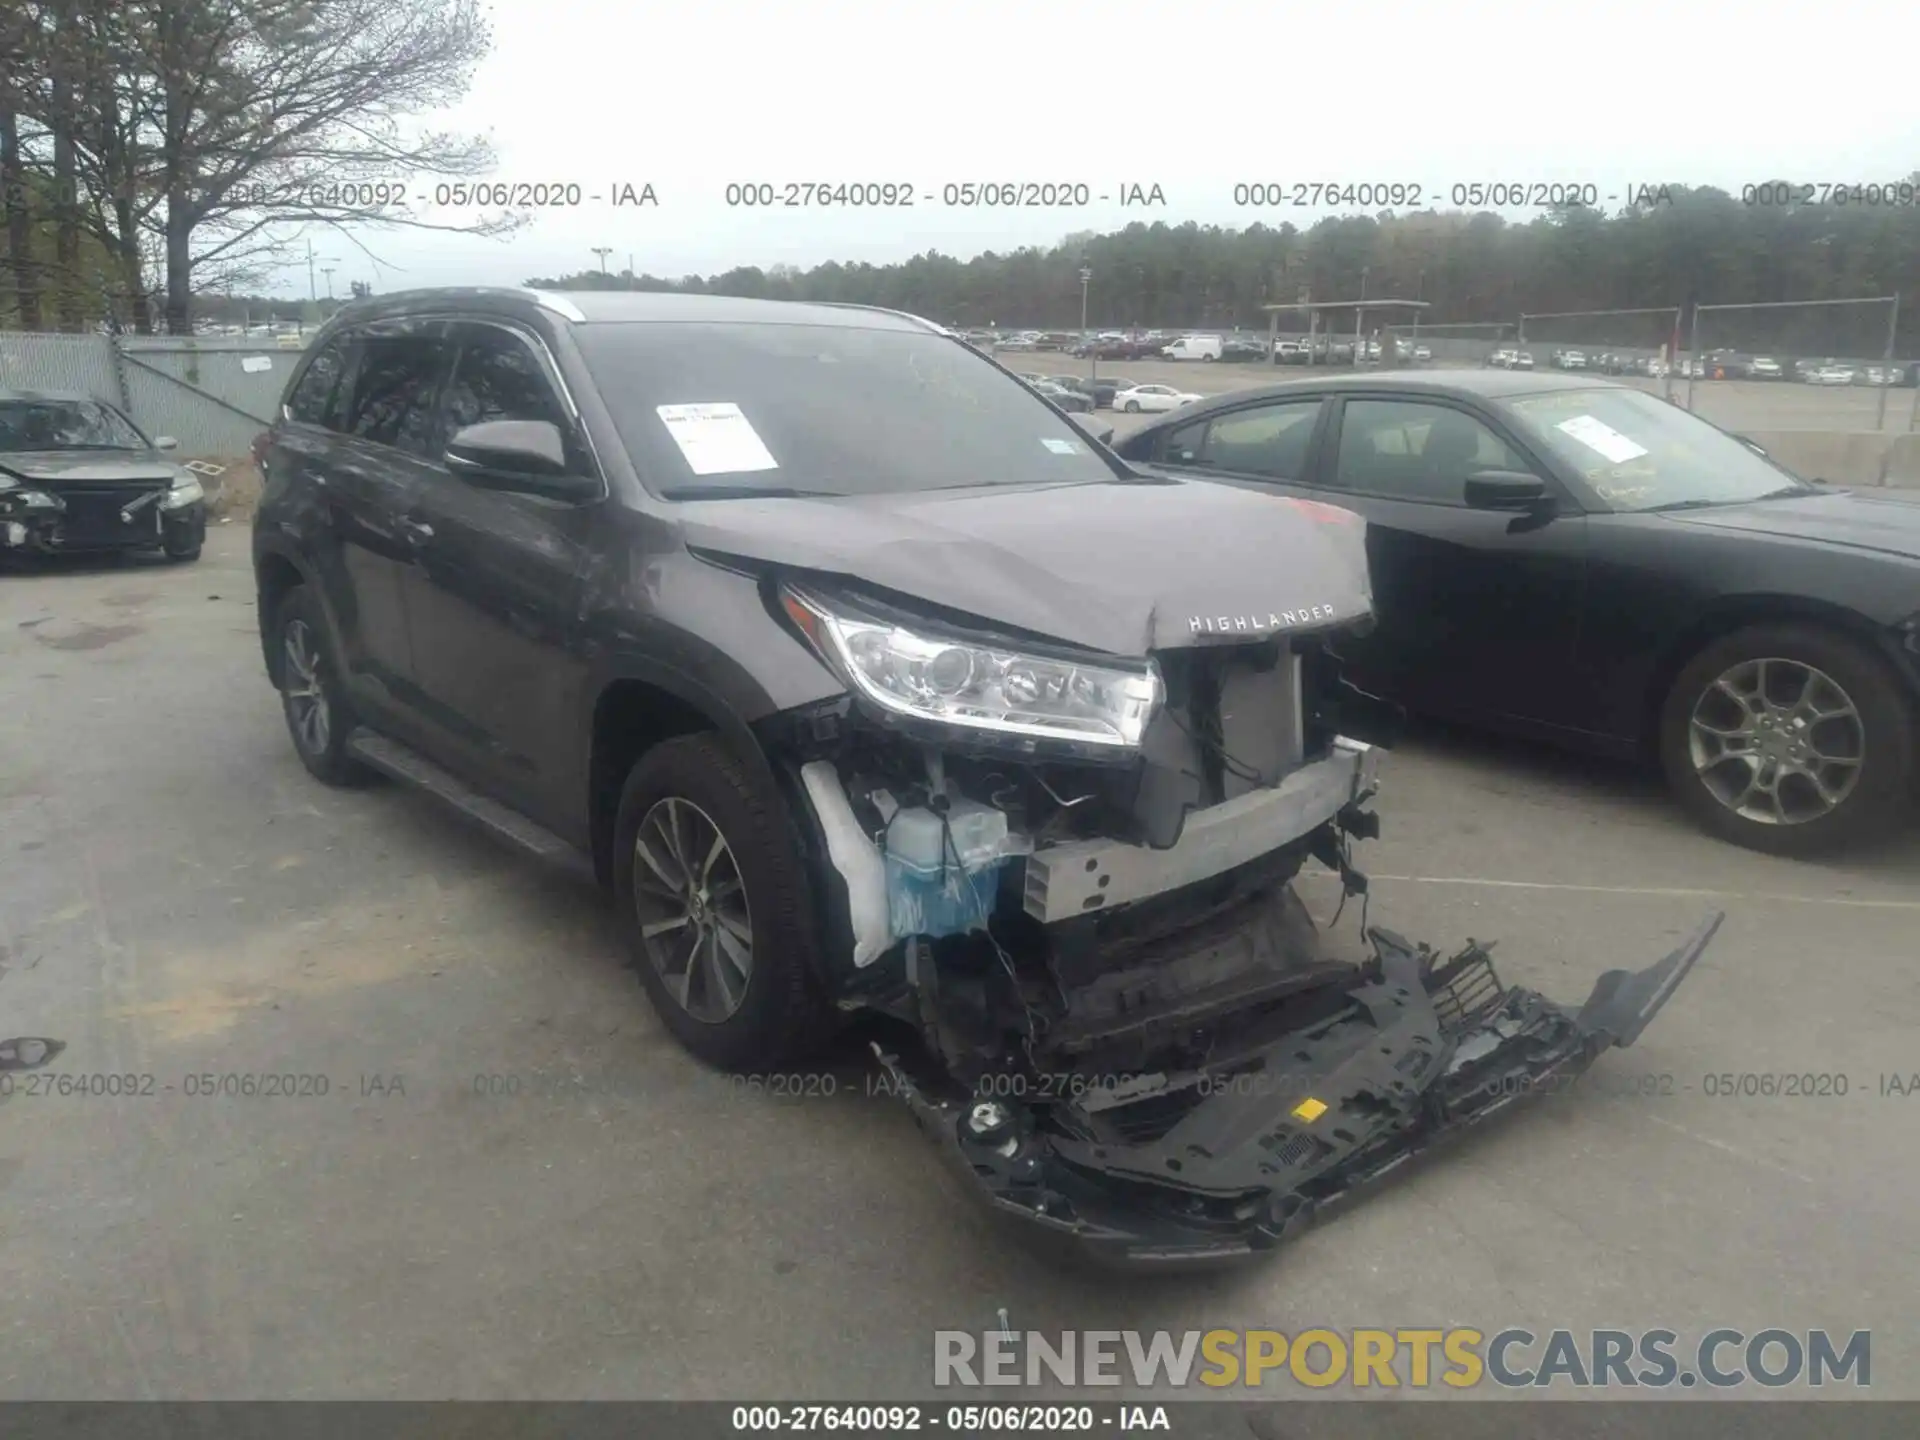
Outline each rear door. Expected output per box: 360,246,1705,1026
397,318,603,826
273,321,449,721
1302,394,1591,730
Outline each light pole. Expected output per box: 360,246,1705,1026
1080,265,1094,383
591,246,613,278
1356,265,1369,362
305,238,339,302
320,266,337,300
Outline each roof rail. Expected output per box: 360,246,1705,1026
809,301,950,336
523,288,586,322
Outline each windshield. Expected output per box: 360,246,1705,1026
0,397,148,452
1502,386,1814,511
576,321,1125,497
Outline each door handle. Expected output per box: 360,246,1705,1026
398,518,434,547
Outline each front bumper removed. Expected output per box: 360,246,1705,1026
874,912,1722,1268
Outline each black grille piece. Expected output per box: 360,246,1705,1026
55,485,166,546
1425,944,1506,1039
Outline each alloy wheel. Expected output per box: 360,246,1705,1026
282,619,331,755
632,796,753,1023
1687,657,1865,825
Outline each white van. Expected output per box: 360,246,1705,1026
1160,334,1223,362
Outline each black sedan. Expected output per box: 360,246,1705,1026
1114,370,1920,856
1028,379,1094,412
1054,373,1121,408
0,389,208,563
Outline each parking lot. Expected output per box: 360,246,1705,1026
5,525,1918,1401
1014,353,1920,440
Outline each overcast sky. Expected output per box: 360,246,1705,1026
281,0,1920,297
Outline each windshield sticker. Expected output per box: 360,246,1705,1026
1556,414,1649,465
1041,437,1085,455
655,402,779,476
241,355,274,373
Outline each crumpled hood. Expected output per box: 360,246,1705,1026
1659,488,1920,562
0,449,179,485
675,479,1374,656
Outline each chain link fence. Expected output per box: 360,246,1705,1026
0,329,294,456
1686,297,1912,433
1515,308,1684,400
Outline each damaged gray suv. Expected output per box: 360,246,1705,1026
253,288,1719,1265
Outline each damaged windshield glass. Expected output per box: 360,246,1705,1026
0,397,148,452
576,321,1130,497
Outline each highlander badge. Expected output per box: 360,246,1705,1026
1190,605,1336,634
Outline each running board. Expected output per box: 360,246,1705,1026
346,728,595,883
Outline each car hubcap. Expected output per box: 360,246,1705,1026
632,797,753,1023
282,620,331,755
1688,657,1864,825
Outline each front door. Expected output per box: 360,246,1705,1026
399,320,600,827
1308,395,1591,732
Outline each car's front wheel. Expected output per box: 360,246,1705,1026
1124,400,1141,413
612,734,832,1071
1659,622,1915,855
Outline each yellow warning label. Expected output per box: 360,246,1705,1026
1291,1097,1328,1122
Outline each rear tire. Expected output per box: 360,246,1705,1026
163,538,202,563
1659,622,1915,856
612,734,834,1071
274,585,371,787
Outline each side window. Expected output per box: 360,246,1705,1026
285,340,348,429
340,333,448,457
442,325,570,435
1332,399,1530,504
1160,400,1322,480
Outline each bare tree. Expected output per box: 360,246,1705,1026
8,0,508,334
129,0,513,331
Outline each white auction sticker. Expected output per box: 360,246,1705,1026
1040,437,1085,454
1556,414,1648,464
241,355,273,373
655,402,778,476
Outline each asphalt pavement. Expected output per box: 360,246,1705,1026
3,527,1917,1400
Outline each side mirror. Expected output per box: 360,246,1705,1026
444,419,596,500
153,436,178,451
1464,471,1551,511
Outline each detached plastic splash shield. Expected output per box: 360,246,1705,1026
874,912,1723,1268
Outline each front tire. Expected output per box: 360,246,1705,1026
274,585,370,787
1124,400,1141,413
1659,622,1915,855
612,734,832,1071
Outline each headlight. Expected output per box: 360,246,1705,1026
160,473,203,509
781,586,1161,748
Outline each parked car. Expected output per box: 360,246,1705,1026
1489,347,1519,369
997,334,1038,351
1055,374,1120,408
0,388,207,563
1274,340,1311,365
1747,355,1783,380
1412,344,1432,362
1029,379,1094,412
1112,382,1201,413
247,286,1713,1264
1161,334,1223,361
1552,349,1589,370
1512,351,1535,370
1221,337,1268,362
1807,364,1856,386
1115,370,1920,856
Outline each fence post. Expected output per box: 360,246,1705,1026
1878,294,1898,432
105,330,134,415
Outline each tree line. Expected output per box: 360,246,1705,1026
527,184,1920,356
1,0,504,335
